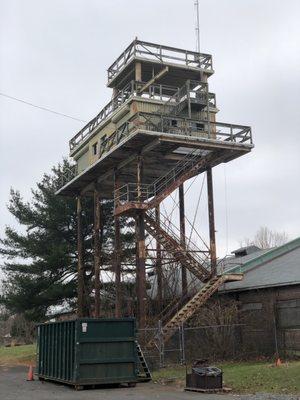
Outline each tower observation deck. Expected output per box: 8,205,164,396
56,39,253,345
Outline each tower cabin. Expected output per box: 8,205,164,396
56,39,253,213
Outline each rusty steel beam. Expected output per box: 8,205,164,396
77,196,85,317
93,189,101,318
155,205,163,310
207,167,217,276
114,170,122,317
136,211,146,330
136,155,147,330
179,184,188,297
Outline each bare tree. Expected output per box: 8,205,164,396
240,226,288,249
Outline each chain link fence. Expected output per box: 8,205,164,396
138,320,300,371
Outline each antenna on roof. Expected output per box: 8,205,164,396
194,0,200,53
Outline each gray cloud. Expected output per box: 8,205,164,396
1,0,299,258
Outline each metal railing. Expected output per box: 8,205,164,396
115,148,203,206
69,81,180,152
58,164,78,189
135,112,252,144
107,39,213,84
113,114,252,207
63,113,252,190
162,80,216,116
146,209,211,269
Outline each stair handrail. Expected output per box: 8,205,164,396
115,148,202,206
146,210,211,272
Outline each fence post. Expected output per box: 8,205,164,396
181,322,186,365
158,320,165,368
178,323,186,365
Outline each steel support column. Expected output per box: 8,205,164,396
136,211,146,330
136,155,146,330
93,189,101,318
155,205,163,310
77,196,85,317
207,167,217,276
114,171,122,318
179,184,188,297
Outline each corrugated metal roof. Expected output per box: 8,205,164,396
220,237,300,292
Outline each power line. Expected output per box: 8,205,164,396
0,92,87,123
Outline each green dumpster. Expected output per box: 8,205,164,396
37,318,138,389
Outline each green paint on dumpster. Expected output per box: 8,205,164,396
37,318,138,387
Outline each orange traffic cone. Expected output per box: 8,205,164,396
275,357,282,367
27,365,34,381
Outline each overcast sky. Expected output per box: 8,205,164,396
1,0,300,258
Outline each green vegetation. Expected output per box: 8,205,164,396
153,360,300,394
0,160,135,320
0,344,36,366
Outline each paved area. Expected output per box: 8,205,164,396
0,365,230,400
0,366,299,400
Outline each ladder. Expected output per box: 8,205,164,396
146,274,243,349
136,341,152,382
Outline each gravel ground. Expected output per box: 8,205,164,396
0,366,299,400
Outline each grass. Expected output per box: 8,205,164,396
0,344,36,366
152,360,300,394
1,345,299,394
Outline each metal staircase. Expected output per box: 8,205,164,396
136,341,152,382
115,148,217,215
146,273,243,349
144,211,211,282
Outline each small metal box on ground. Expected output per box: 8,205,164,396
186,369,223,389
185,360,225,393
37,318,138,389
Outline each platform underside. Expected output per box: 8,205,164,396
56,130,252,199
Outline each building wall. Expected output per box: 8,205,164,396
225,284,300,356
72,96,218,174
